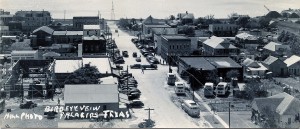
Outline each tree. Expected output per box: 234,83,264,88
244,79,268,100
236,17,250,28
64,63,101,84
186,67,203,100
118,18,130,28
178,25,195,36
169,15,175,20
205,70,218,84
261,106,278,128
225,70,240,81
258,16,272,28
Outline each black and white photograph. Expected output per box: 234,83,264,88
0,0,300,128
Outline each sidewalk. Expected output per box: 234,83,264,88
171,68,229,128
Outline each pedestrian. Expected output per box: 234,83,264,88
141,68,144,74
57,98,60,106
159,59,161,64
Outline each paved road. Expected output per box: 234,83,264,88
107,21,202,128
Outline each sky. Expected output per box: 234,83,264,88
0,0,300,19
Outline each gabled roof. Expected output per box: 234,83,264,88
203,36,237,49
32,26,54,35
42,52,61,57
263,42,282,52
284,55,300,67
269,92,300,115
242,58,260,68
236,32,257,40
179,57,216,70
142,15,164,25
64,84,118,104
263,55,280,65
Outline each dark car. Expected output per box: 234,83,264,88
137,45,144,49
20,101,37,109
136,57,141,62
129,100,144,108
130,64,141,69
122,51,129,57
128,92,141,100
114,59,125,64
132,52,137,57
131,38,138,43
141,64,157,70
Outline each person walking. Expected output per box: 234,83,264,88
57,98,60,106
141,68,144,74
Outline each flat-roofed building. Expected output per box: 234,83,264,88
209,24,238,37
11,50,39,63
73,16,99,30
83,25,101,36
15,10,52,32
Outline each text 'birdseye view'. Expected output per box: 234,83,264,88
0,0,300,128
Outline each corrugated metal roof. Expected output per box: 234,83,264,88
263,55,279,65
284,55,300,67
263,42,282,52
269,92,300,115
32,26,54,35
64,84,118,104
180,57,216,70
203,36,236,49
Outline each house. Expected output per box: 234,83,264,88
64,84,127,119
263,42,291,57
142,15,166,35
178,56,243,81
209,24,238,37
202,36,239,56
177,11,194,24
262,55,287,76
284,55,300,76
251,92,300,128
73,16,99,30
242,58,268,77
14,10,52,32
161,35,191,65
31,26,54,48
235,32,260,48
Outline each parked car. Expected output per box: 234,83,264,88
133,52,137,57
216,82,229,96
122,51,129,57
128,99,144,108
130,64,141,69
136,57,141,62
141,64,157,70
204,82,215,97
131,38,138,43
128,92,141,100
114,59,125,64
20,101,37,109
137,45,144,49
175,82,185,95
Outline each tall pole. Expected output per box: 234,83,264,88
229,102,231,128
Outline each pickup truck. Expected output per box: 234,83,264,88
141,64,157,70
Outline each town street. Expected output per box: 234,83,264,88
106,21,208,128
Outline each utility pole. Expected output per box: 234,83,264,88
127,65,129,95
144,108,154,127
229,102,231,128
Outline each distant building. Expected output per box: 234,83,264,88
0,26,9,36
0,14,14,26
161,35,191,65
73,16,99,30
177,11,194,24
31,26,54,48
262,42,291,57
235,32,260,48
262,55,287,76
202,36,239,56
284,55,300,76
251,92,300,128
178,56,243,81
15,10,51,32
209,24,238,37
52,30,83,44
11,50,39,63
83,25,101,36
142,15,166,35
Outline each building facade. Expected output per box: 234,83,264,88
202,36,239,56
11,50,39,63
161,35,191,65
209,24,238,37
73,16,99,30
14,10,51,33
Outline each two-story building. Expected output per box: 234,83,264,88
52,30,83,44
202,36,239,56
73,16,99,30
83,25,101,36
235,32,260,48
161,35,191,65
209,24,238,37
14,10,51,33
31,26,54,48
